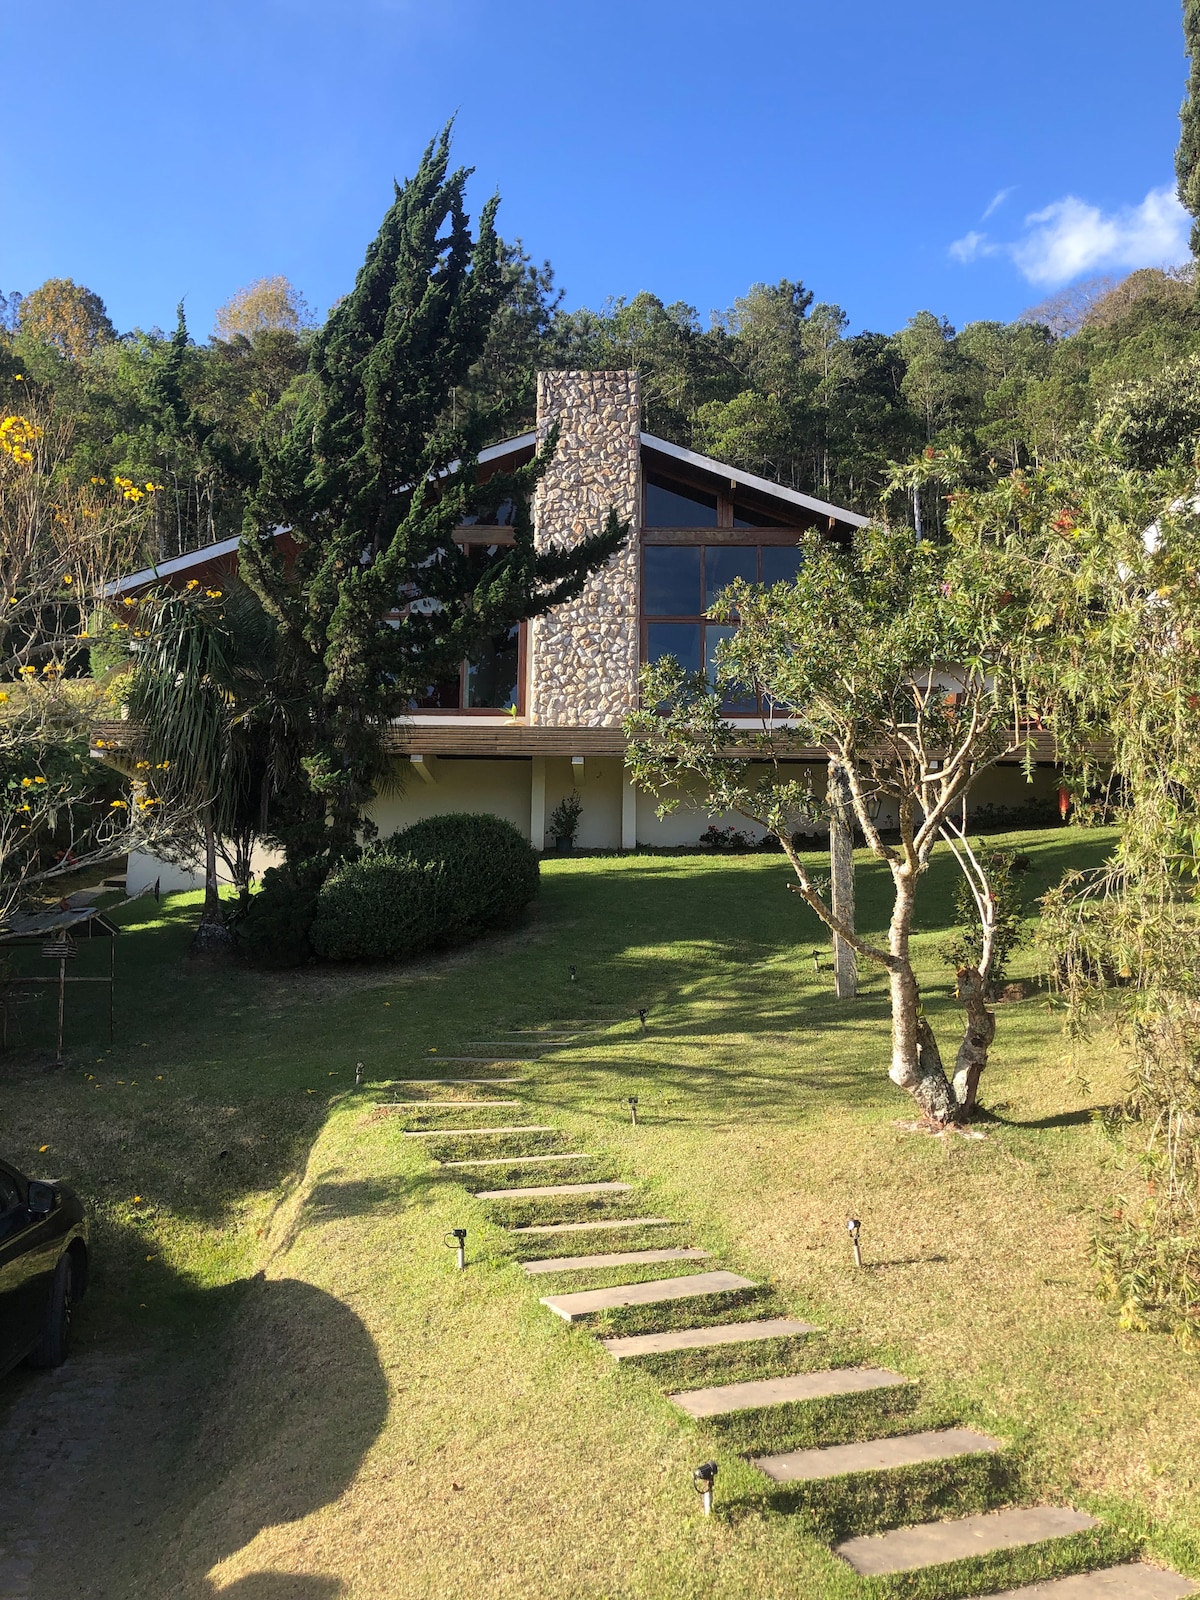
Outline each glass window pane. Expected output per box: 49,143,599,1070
411,677,461,709
465,626,520,709
646,622,702,676
733,503,790,529
644,477,719,528
643,546,701,616
704,545,758,609
705,624,757,712
760,545,804,586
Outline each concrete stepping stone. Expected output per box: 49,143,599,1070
522,1247,709,1275
601,1317,818,1360
753,1427,1002,1483
442,1152,591,1169
670,1366,909,1419
990,1565,1198,1598
512,1217,674,1236
541,1271,755,1322
474,1181,634,1200
386,1099,521,1107
386,1078,521,1085
834,1506,1099,1577
404,1125,555,1138
434,1057,533,1064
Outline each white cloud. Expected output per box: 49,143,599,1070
948,230,998,264
981,186,1016,221
948,184,1191,286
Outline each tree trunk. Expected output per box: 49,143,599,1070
828,759,857,1000
950,966,996,1112
885,868,958,1122
191,806,233,958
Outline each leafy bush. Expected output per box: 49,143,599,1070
312,812,539,962
548,792,583,846
238,866,322,968
699,824,753,852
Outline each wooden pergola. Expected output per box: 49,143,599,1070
0,905,118,1061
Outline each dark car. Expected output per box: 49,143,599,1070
0,1157,89,1377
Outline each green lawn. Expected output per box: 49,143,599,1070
3,830,1198,1599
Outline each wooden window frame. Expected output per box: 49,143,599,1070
406,531,528,717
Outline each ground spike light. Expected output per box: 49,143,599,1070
569,964,577,982
627,1095,639,1127
445,1228,467,1271
846,1216,863,1269
693,1460,718,1516
355,1061,364,1087
637,1007,647,1031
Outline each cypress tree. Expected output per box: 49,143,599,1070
240,128,626,946
1177,1,1200,257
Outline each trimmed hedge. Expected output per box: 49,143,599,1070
311,812,540,962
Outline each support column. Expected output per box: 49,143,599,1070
828,758,857,1000
621,768,637,852
530,757,546,852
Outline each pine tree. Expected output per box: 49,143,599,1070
239,128,626,947
1177,1,1200,258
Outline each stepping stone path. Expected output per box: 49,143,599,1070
386,1078,522,1086
442,1152,590,1169
541,1271,755,1322
404,1125,555,1138
522,1247,709,1275
602,1316,818,1360
422,1026,1198,1598
991,1568,1197,1598
753,1426,1001,1483
473,1181,632,1200
513,1216,674,1236
385,1094,521,1107
670,1367,908,1419
835,1506,1099,1576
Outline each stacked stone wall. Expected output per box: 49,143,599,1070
528,371,640,727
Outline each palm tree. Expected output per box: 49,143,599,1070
125,580,286,954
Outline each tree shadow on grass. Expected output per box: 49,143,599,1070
10,1269,389,1599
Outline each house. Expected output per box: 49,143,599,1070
98,370,1062,893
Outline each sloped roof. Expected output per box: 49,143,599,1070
640,434,869,528
104,425,867,597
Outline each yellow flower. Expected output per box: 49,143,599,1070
205,589,223,599
0,691,7,702
62,574,72,585
38,1144,48,1152
33,775,45,784
18,664,35,675
21,777,31,786
110,799,127,808
13,374,22,381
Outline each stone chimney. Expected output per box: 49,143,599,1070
528,371,641,727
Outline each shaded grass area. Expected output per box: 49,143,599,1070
3,829,1200,1597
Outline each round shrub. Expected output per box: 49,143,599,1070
312,812,539,963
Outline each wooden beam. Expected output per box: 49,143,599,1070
409,754,438,786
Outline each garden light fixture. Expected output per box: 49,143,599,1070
637,1008,647,1030
445,1227,467,1271
569,964,577,982
355,1061,364,1087
692,1460,718,1516
846,1216,863,1269
627,1095,639,1127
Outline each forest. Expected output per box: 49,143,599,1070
3,250,1199,566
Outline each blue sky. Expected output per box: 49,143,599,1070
3,0,1189,340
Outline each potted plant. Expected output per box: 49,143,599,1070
548,792,583,852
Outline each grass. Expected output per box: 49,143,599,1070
2,828,1199,1598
